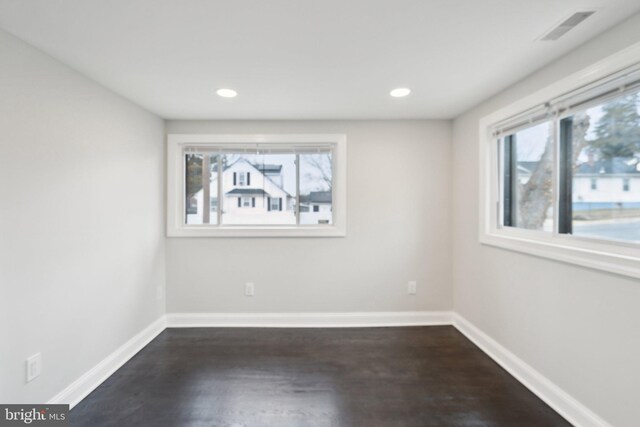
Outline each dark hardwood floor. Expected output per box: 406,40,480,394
71,326,570,426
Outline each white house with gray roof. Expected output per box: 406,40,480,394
299,191,333,224
188,158,295,224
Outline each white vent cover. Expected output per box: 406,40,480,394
540,11,596,41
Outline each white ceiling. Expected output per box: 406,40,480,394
1,1,639,120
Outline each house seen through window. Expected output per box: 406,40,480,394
184,150,333,226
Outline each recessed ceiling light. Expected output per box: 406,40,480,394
217,88,237,98
390,88,411,98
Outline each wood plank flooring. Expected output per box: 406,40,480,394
71,326,570,426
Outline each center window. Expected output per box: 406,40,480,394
167,134,347,237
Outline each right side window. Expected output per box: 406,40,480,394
562,92,640,242
498,90,640,244
485,62,640,277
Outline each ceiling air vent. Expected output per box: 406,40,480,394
540,11,596,41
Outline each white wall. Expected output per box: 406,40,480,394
0,29,165,403
452,13,640,427
166,120,452,313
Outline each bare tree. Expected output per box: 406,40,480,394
516,133,553,229
303,154,332,191
516,113,590,229
571,112,592,166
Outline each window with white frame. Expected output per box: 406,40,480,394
480,52,640,279
496,76,640,243
269,197,281,211
167,134,347,237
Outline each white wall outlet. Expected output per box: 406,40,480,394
408,281,417,295
26,353,41,382
245,282,255,296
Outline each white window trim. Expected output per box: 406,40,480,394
479,41,640,279
167,133,347,237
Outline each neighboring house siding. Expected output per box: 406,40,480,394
573,175,640,209
300,202,332,225
299,191,333,225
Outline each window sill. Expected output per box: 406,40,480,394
480,230,640,279
167,225,346,238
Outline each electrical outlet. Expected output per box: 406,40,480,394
408,281,417,295
245,282,255,296
26,353,41,382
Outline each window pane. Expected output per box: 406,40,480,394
221,153,296,225
185,153,218,225
300,153,333,225
570,93,640,242
502,122,554,231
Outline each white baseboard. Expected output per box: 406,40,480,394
166,311,454,328
45,312,449,409
452,313,611,427
48,316,166,409
45,311,609,427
